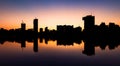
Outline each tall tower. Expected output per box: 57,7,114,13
82,15,95,30
21,21,26,31
33,18,38,33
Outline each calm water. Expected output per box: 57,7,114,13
0,39,120,66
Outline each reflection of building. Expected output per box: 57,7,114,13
57,39,73,46
21,40,26,48
45,38,48,44
82,15,95,30
33,38,38,52
82,40,95,56
40,38,43,43
33,18,38,33
21,22,26,31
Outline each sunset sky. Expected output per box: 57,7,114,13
0,0,120,30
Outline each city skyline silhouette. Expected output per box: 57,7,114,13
0,15,120,57
0,15,119,31
0,0,120,66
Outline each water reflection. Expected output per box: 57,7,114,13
0,37,120,56
0,38,120,66
82,40,95,56
33,38,38,52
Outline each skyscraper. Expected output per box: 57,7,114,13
82,15,95,30
21,21,26,31
33,18,38,33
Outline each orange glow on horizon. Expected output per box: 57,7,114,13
0,7,120,30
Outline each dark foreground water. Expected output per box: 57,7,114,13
0,39,120,66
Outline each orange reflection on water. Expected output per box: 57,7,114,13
0,39,120,57
38,39,84,53
0,41,22,55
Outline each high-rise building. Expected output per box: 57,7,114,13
82,15,95,30
21,21,26,31
33,18,38,33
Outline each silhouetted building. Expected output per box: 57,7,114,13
82,15,95,30
21,22,26,31
109,23,115,27
26,29,34,37
40,28,43,33
57,25,73,32
45,27,49,32
27,29,33,31
100,22,106,26
33,18,38,33
99,22,108,32
74,26,82,32
109,22,117,30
